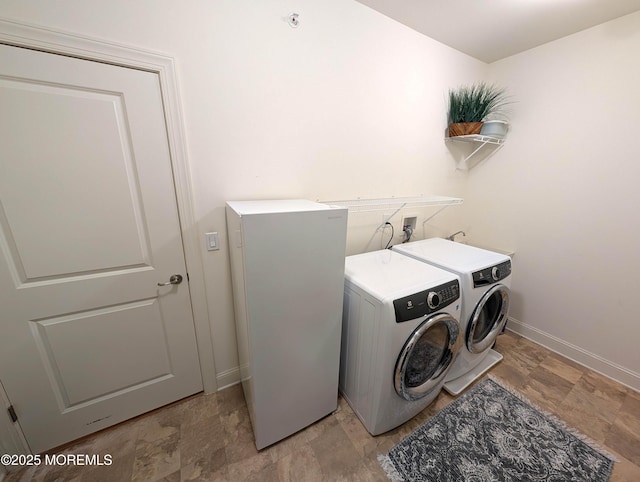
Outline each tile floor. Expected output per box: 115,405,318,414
5,330,640,481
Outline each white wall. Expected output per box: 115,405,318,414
7,1,636,392
466,11,640,389
0,0,485,388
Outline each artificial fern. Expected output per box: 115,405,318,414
448,83,509,124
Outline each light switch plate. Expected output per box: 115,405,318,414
205,232,220,251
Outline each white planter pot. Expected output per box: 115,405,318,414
480,120,509,139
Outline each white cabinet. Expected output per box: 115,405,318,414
226,200,348,449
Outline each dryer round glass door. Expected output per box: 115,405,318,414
394,314,461,401
467,284,511,354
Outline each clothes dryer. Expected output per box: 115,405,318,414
340,250,461,435
393,238,511,395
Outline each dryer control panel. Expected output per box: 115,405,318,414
473,260,511,287
393,279,460,323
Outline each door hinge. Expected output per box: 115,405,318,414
8,405,18,423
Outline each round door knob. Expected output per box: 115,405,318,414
158,274,183,286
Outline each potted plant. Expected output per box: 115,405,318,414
447,82,510,137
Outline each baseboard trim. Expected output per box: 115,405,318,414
506,317,640,393
215,367,241,391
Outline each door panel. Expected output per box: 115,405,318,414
31,299,172,408
0,80,150,280
0,44,202,453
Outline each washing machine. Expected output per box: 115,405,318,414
340,249,461,436
393,238,511,396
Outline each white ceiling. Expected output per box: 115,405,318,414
354,0,640,63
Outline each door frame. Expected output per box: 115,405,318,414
1,379,29,473
0,15,217,429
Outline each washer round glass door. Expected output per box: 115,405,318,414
467,284,510,354
394,313,460,401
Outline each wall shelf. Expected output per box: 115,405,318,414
446,134,505,170
323,195,463,231
324,195,463,213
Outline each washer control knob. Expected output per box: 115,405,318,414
427,292,440,309
491,266,501,281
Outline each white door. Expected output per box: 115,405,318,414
0,44,203,453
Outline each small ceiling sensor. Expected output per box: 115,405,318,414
288,13,300,28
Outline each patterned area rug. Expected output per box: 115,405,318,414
379,377,616,482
